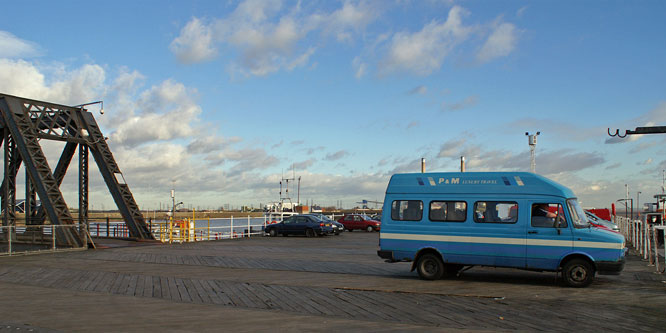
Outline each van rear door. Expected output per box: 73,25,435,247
526,202,573,270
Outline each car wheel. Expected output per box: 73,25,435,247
366,225,374,232
305,229,316,238
335,231,340,236
347,228,353,232
562,259,595,287
416,253,444,280
268,229,278,237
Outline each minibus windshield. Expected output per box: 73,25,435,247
567,198,589,228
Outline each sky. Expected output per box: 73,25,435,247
0,0,665,211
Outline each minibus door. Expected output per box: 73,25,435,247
526,203,573,270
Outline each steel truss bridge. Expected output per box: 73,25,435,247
0,94,153,247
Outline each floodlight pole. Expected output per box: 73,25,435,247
525,131,540,173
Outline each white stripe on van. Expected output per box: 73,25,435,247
380,233,623,250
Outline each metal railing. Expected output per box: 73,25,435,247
0,225,89,256
615,216,666,273
151,216,266,243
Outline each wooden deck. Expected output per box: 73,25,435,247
0,232,665,332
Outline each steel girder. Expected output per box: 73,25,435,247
0,93,153,246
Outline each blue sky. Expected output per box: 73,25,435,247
0,0,665,210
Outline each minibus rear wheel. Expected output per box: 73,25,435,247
417,253,444,280
562,259,595,287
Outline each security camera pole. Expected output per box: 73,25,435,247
525,132,540,173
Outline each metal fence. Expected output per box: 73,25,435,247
0,225,88,256
615,216,666,273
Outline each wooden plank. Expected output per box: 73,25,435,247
182,278,203,303
235,282,268,309
276,285,327,315
93,271,117,293
151,276,161,298
134,273,145,296
174,277,191,302
213,280,245,307
125,274,139,296
196,279,222,305
252,283,295,311
159,276,170,300
84,271,108,292
206,280,233,306
189,278,212,304
142,275,153,297
166,276,180,301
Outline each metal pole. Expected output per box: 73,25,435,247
8,226,11,255
231,216,234,239
421,158,425,173
52,225,56,251
248,215,250,237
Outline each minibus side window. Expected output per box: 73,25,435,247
531,203,568,228
391,200,423,221
429,201,467,222
473,201,518,223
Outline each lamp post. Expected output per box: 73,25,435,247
617,199,633,220
525,132,540,173
637,191,641,219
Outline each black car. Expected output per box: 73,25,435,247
265,215,335,237
305,214,344,235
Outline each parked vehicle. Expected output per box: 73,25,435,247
584,210,620,232
305,214,344,235
265,215,334,237
338,214,381,232
377,172,626,287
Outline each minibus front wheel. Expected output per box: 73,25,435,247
562,258,595,287
416,253,445,280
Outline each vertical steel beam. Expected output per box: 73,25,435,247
2,128,18,228
78,144,88,234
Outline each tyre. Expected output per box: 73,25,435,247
347,228,353,232
305,229,316,238
366,225,374,232
335,231,340,236
268,228,278,237
416,253,444,280
562,259,595,287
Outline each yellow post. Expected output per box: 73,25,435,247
168,216,173,244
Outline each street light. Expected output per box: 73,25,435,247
617,198,633,220
637,191,642,218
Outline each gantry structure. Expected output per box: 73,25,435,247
0,94,153,247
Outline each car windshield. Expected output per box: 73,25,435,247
567,198,589,228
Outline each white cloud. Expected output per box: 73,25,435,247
0,59,105,105
443,95,478,111
0,31,40,58
407,85,427,95
170,18,218,64
325,150,350,161
477,22,520,63
380,6,471,76
108,79,201,147
170,1,379,77
293,158,316,170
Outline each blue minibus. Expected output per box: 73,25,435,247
377,172,626,287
